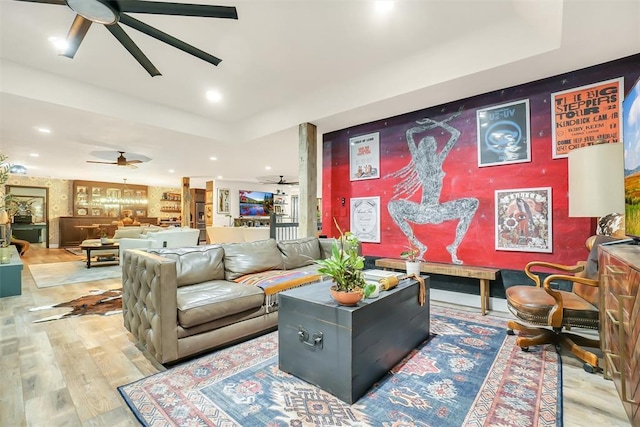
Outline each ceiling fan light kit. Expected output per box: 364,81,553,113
15,0,238,76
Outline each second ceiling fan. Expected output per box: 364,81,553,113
16,0,238,76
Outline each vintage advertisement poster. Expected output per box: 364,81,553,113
350,196,380,243
551,77,624,158
349,132,380,181
495,187,552,253
217,188,230,214
476,99,531,167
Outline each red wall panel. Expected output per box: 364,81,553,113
322,54,640,270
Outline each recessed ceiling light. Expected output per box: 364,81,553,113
206,90,222,103
375,1,394,13
168,169,175,173
48,36,69,54
36,127,51,134
217,175,223,179
265,166,272,170
210,156,217,161
30,153,39,157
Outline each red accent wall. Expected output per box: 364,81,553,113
322,54,640,270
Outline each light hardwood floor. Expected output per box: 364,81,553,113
0,246,631,426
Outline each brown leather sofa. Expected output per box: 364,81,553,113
121,237,339,364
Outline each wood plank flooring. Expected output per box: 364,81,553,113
0,246,631,426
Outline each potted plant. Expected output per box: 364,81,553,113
0,153,15,248
99,228,109,244
400,242,422,277
315,219,366,306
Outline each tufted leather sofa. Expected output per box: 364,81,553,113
121,236,339,364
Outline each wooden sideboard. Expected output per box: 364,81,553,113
59,217,159,247
599,243,640,426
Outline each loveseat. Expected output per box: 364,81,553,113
121,236,340,364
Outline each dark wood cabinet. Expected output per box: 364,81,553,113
59,217,158,247
599,244,640,426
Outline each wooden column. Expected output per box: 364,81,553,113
181,177,191,227
299,122,317,238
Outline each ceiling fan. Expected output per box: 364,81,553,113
258,175,300,186
15,0,238,76
87,151,142,168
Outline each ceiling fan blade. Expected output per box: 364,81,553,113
61,14,92,59
126,160,143,164
13,0,66,4
127,164,139,169
119,1,238,19
86,161,116,164
106,23,161,77
119,14,222,66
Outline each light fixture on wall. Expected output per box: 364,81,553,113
568,142,624,220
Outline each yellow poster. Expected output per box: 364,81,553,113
551,77,623,158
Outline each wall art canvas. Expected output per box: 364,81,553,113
551,77,624,158
495,187,552,253
476,99,531,167
217,188,230,214
349,132,380,181
350,196,380,243
624,76,640,236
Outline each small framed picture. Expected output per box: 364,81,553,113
495,187,552,253
477,99,531,167
350,196,380,243
217,188,230,214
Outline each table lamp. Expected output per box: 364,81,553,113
568,142,624,227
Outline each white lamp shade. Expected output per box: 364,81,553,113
0,210,8,224
568,143,624,217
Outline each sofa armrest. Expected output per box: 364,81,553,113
122,249,179,364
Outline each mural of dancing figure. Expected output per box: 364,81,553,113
387,113,479,264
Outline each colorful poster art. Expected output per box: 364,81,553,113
551,77,624,158
349,132,380,181
495,187,552,253
350,196,380,243
476,99,531,167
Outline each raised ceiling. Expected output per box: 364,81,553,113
1,0,639,189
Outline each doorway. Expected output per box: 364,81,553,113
6,185,49,248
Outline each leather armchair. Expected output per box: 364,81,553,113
506,236,608,373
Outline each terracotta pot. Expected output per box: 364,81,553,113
330,285,363,306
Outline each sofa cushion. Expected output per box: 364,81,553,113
176,280,265,328
222,238,284,280
113,227,143,239
277,237,321,270
148,245,225,286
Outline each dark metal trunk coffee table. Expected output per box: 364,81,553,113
278,277,430,404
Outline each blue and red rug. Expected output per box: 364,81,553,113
118,306,561,426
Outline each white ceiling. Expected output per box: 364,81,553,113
1,0,639,189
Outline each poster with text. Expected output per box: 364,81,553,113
477,99,531,167
349,132,380,181
551,77,624,158
495,187,552,253
350,196,380,243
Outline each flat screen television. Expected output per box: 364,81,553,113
624,76,640,236
239,190,274,216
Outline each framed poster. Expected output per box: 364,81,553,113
476,99,531,167
349,132,380,181
350,196,380,243
217,188,230,214
551,77,624,158
495,187,552,253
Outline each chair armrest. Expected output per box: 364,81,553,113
122,249,179,363
524,261,585,287
542,273,599,327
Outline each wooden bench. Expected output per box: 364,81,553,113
374,258,500,315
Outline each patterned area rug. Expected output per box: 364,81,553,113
28,261,121,288
118,306,562,426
